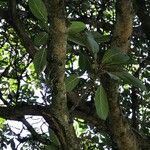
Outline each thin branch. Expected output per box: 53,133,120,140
21,117,53,146
0,102,50,120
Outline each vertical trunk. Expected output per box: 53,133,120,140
102,0,141,150
102,79,141,150
45,0,81,149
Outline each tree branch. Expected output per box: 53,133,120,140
45,0,81,149
0,95,149,149
6,0,36,58
0,103,50,120
21,117,54,146
111,0,133,52
101,1,142,150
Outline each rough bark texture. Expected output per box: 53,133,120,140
45,0,81,149
102,0,141,150
111,0,133,52
0,0,149,149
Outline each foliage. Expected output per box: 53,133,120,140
0,0,149,149
94,85,109,120
29,0,48,22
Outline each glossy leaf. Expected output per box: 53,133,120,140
86,32,99,57
29,0,48,22
33,49,47,74
107,72,120,80
65,75,80,92
68,32,100,58
102,48,130,64
34,32,48,46
68,33,86,47
89,31,110,43
68,21,86,33
94,85,109,120
113,71,147,91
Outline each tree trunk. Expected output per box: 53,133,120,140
102,1,141,150
102,78,141,150
45,0,81,149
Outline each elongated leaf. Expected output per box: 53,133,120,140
65,75,80,92
33,49,47,74
34,32,48,46
68,33,86,47
94,85,109,120
107,72,120,80
88,31,110,43
38,20,49,31
29,0,48,22
68,31,100,59
86,32,99,57
112,71,146,91
102,48,130,64
68,21,86,33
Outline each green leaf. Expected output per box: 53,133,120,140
0,118,5,128
33,49,47,74
38,20,49,31
34,32,48,46
112,71,147,91
107,72,120,80
68,31,100,59
86,32,99,57
102,48,130,64
94,85,109,120
68,33,86,47
65,75,80,92
29,0,48,22
68,21,86,33
89,31,110,43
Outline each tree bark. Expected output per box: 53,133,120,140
0,0,149,149
102,1,141,150
45,0,81,149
